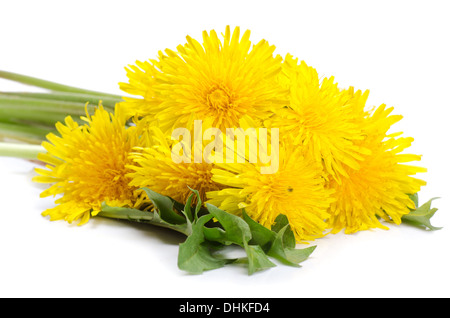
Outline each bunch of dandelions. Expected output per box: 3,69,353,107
0,26,440,275
119,26,437,238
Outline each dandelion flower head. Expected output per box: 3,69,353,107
207,137,335,242
120,26,288,133
327,104,427,234
33,105,147,225
266,54,371,182
127,126,224,205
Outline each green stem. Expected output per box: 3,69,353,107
0,142,44,160
0,116,60,130
0,70,123,100
0,121,52,144
0,92,121,109
0,107,69,126
0,95,108,115
0,95,106,126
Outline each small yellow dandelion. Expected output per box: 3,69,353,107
33,104,147,225
266,54,371,182
127,127,223,205
327,104,427,234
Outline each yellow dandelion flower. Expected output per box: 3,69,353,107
327,104,427,234
266,54,371,182
33,104,147,225
207,139,335,242
127,127,223,205
119,59,163,119
119,25,288,133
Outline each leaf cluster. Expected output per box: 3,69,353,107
100,187,315,275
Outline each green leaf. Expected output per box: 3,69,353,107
201,205,283,274
402,197,441,231
242,210,275,252
243,240,276,275
283,245,317,264
99,204,154,222
178,214,228,274
141,188,187,225
267,224,316,267
98,203,191,236
243,210,316,268
271,214,296,249
100,188,317,275
203,203,252,246
182,192,195,223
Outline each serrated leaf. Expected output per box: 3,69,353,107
243,240,276,275
202,226,229,245
101,188,317,275
141,188,187,225
242,210,275,252
202,206,280,274
203,203,252,246
267,224,316,267
178,214,227,274
99,204,155,222
402,197,441,230
243,210,316,269
98,203,191,236
283,245,316,264
271,214,296,249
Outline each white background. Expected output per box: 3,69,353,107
0,0,449,298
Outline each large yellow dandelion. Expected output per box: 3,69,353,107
119,26,288,133
327,104,427,234
33,105,147,225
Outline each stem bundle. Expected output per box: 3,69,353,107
0,70,123,146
